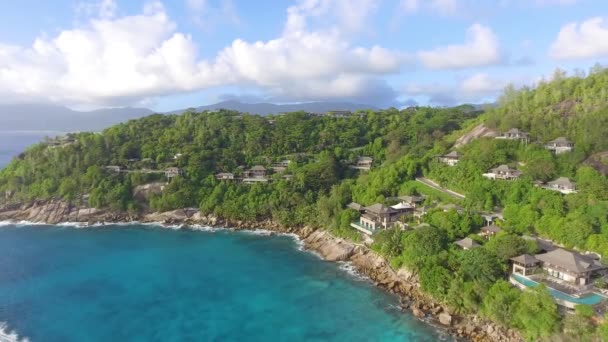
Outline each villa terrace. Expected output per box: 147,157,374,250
510,248,608,308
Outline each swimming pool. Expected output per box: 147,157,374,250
512,274,606,305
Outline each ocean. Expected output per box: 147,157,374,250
0,131,64,168
0,224,445,342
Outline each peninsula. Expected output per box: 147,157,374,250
3,68,608,341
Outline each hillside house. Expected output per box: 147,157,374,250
347,202,365,213
350,204,403,235
496,128,529,143
215,172,235,181
480,225,501,239
244,165,267,178
545,137,573,154
390,202,414,214
104,165,125,173
511,248,607,286
243,165,269,184
397,195,425,208
351,157,373,171
165,167,184,179
271,160,291,173
545,177,577,194
483,165,522,180
327,110,352,117
455,237,480,250
438,151,461,166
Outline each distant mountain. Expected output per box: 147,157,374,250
0,100,379,132
0,104,154,132
170,100,379,115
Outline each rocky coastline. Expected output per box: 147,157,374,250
0,200,522,342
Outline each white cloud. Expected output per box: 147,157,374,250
550,17,608,60
429,0,458,15
75,0,118,19
398,0,458,15
0,0,406,107
185,0,241,31
460,73,505,96
417,24,503,69
399,0,419,13
534,0,577,5
403,72,531,105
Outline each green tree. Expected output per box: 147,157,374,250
514,285,560,340
482,280,521,326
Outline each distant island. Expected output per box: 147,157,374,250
2,67,608,341
0,101,377,132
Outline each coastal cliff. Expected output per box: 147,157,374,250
0,200,522,342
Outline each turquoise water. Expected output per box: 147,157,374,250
0,224,445,341
512,274,606,305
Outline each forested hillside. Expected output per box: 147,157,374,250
487,64,608,154
0,106,477,230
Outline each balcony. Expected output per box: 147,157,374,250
350,221,376,235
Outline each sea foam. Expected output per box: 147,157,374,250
0,322,29,342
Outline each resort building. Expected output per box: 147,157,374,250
165,167,184,179
483,165,522,180
243,165,269,184
346,202,366,213
544,177,577,194
510,254,541,277
104,165,125,173
271,160,291,173
438,151,461,166
510,248,608,309
496,128,529,143
545,137,573,154
396,195,425,208
351,157,373,171
215,172,235,181
390,202,414,214
243,165,267,178
350,204,403,235
480,225,501,239
454,237,480,250
327,110,352,118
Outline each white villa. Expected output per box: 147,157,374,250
350,203,404,235
215,172,235,181
510,248,608,309
511,248,607,286
483,165,522,180
545,137,573,154
438,151,461,166
496,128,529,143
351,157,373,171
544,177,577,194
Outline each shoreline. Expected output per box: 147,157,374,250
0,201,522,342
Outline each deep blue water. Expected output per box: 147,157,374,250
0,131,63,168
0,225,445,342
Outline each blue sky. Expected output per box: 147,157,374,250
0,0,607,111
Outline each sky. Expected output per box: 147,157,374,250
0,0,608,112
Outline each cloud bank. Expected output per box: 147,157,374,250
0,0,406,107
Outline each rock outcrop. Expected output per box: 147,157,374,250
454,124,499,148
133,182,166,201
